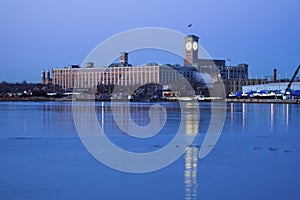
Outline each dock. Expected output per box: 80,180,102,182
225,98,300,104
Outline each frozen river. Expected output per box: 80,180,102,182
0,101,300,200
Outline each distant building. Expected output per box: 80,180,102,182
52,61,160,91
44,34,254,95
183,35,249,82
221,64,248,79
225,78,267,95
51,56,202,92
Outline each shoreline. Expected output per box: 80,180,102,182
225,98,300,104
1,96,300,104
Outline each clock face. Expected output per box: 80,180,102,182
185,42,192,51
192,41,198,50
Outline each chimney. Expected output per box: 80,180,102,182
41,69,46,84
273,69,277,83
86,62,94,68
120,52,129,66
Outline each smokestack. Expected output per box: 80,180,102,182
86,62,94,68
41,69,46,84
273,69,277,83
47,69,50,80
120,52,129,66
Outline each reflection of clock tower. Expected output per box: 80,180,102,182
184,35,199,67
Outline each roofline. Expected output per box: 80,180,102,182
185,34,199,40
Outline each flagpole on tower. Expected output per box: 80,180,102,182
188,24,192,34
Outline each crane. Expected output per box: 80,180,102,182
283,64,300,98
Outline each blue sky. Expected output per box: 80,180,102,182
0,0,299,82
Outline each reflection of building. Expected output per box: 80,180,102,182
184,146,199,200
183,102,199,199
184,103,199,135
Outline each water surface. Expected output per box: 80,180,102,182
0,102,299,200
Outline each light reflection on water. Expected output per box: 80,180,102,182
242,103,246,132
286,104,289,132
0,101,298,140
183,104,199,200
0,101,299,199
271,103,274,132
228,102,295,134
184,146,199,200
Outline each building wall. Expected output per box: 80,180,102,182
52,65,160,91
52,64,201,92
219,64,248,80
159,65,196,86
49,34,250,94
224,79,267,94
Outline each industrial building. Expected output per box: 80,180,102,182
43,34,251,95
51,56,199,91
183,35,249,80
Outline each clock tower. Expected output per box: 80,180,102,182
184,35,199,67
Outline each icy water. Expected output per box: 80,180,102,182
0,101,300,200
